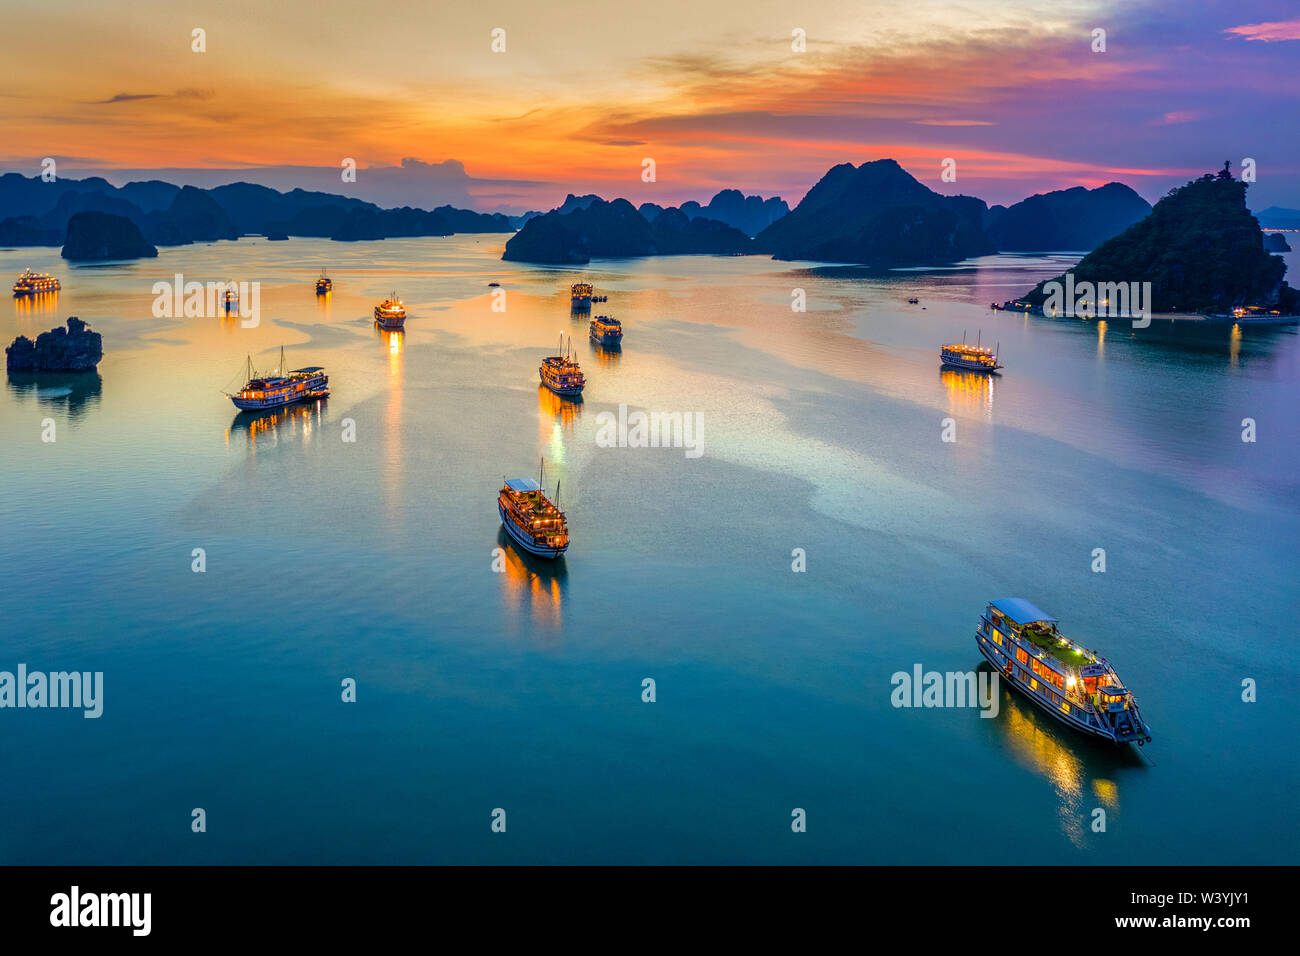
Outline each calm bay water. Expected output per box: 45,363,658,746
1,236,1297,864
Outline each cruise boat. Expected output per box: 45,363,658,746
570,282,593,310
539,333,585,397
975,598,1152,746
589,314,623,347
497,462,569,559
940,331,1001,372
1198,306,1298,326
316,272,332,295
227,347,329,411
374,294,406,329
223,282,239,311
12,268,60,296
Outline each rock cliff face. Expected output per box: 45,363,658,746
61,211,158,261
6,317,103,372
1264,232,1292,252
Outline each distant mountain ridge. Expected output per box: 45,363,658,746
753,159,995,265
0,173,511,246
639,190,788,237
502,198,752,264
984,183,1152,251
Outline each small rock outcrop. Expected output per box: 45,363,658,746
1264,232,1292,253
6,316,103,372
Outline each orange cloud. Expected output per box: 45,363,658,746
1225,19,1300,42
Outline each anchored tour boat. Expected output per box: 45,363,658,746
316,272,332,295
498,460,569,559
589,314,623,347
975,598,1152,746
13,268,61,296
570,282,593,309
940,331,1001,373
539,333,585,397
374,294,406,329
227,347,329,411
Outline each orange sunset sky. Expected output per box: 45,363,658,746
2,0,1298,212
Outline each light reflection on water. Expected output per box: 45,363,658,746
1,237,1296,864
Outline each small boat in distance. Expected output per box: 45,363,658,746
539,333,585,397
907,297,919,304
940,331,1001,373
223,282,239,311
227,347,329,411
975,598,1152,746
12,268,60,296
1198,306,1299,326
571,282,593,309
498,459,569,559
589,314,622,347
316,272,332,294
374,294,406,329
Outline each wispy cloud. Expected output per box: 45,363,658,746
91,93,159,104
1225,19,1300,42
1151,111,1200,125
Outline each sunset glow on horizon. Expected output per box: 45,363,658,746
2,0,1298,211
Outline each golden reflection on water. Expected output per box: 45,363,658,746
994,684,1124,849
13,291,59,317
497,529,564,633
589,343,622,367
381,327,403,526
941,367,994,420
1097,319,1107,360
1230,323,1241,366
226,398,324,452
537,385,578,465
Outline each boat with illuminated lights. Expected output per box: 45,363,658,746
975,598,1152,746
539,333,585,397
498,461,569,559
227,347,329,411
940,331,1001,372
1197,305,1298,326
571,282,593,309
316,272,332,294
589,314,622,346
374,294,406,329
13,269,60,296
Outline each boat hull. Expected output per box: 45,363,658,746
375,317,405,329
498,501,568,558
975,632,1140,744
941,356,1000,373
230,392,318,411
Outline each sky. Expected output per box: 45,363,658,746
1,0,1297,213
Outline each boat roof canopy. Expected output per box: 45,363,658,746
506,478,543,492
291,366,323,373
990,598,1058,625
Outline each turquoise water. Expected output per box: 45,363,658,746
1,237,1296,864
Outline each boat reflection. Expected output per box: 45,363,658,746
13,291,59,316
538,383,581,426
378,326,404,355
6,371,102,418
940,367,994,417
589,341,621,366
227,397,326,448
979,662,1136,848
497,526,566,634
